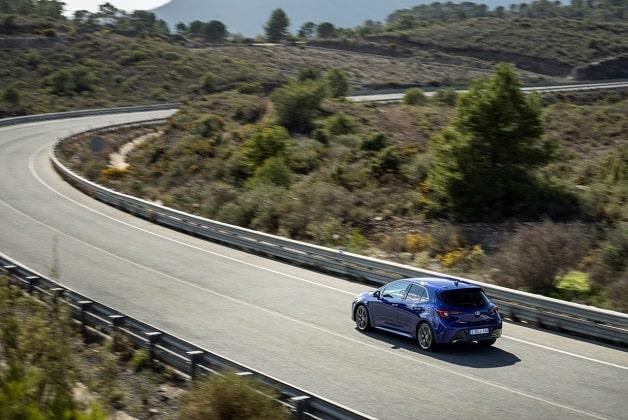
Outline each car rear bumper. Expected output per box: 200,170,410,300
439,324,502,344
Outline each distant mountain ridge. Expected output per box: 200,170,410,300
153,0,515,37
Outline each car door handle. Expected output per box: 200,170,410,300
391,303,399,307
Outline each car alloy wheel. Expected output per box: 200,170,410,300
355,305,369,331
418,323,434,351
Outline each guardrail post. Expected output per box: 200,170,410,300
25,276,39,294
290,396,310,420
145,332,162,368
186,350,204,379
108,314,125,346
2,264,16,275
77,300,93,338
50,287,64,308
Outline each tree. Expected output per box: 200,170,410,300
426,64,551,220
298,21,316,38
326,68,349,98
204,20,227,42
189,20,205,36
317,22,336,38
271,80,327,132
264,8,289,42
175,22,187,35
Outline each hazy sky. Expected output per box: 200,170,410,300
62,0,170,13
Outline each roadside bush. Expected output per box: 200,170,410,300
361,132,387,151
271,79,327,132
406,233,434,253
325,113,355,136
237,82,264,94
180,371,290,420
0,279,107,419
326,68,349,98
433,88,458,106
370,147,401,176
589,224,628,286
241,126,290,172
439,245,484,271
2,85,20,106
130,348,150,372
200,72,215,93
297,67,321,81
403,88,426,105
194,114,224,138
100,167,128,180
492,222,592,293
247,157,293,187
379,234,407,253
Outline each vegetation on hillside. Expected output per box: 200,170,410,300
58,65,628,311
0,277,292,418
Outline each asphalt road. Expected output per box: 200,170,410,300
1,113,627,420
349,80,628,103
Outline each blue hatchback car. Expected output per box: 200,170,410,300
352,278,502,350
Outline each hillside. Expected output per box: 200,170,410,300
371,17,628,76
57,69,628,311
153,0,516,36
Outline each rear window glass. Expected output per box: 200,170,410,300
438,289,489,307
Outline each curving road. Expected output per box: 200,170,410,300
1,113,627,419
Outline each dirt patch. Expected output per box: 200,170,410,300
110,131,163,170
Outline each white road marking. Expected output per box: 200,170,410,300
0,194,614,420
28,140,628,373
28,143,355,297
502,335,628,371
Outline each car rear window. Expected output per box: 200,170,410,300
438,289,489,307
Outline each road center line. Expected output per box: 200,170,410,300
0,192,614,420
27,140,628,372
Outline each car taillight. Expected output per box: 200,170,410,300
436,309,463,319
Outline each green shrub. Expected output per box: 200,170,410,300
200,72,215,93
361,132,387,151
237,82,264,94
271,80,327,132
325,113,354,136
370,147,401,175
297,67,321,81
194,114,224,138
492,222,592,294
180,372,290,420
2,85,20,105
248,157,293,187
312,128,328,144
326,68,349,98
241,126,291,172
403,88,426,105
130,348,150,372
433,88,458,106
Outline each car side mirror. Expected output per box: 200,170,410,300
373,290,381,299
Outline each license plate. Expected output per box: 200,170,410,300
469,328,490,335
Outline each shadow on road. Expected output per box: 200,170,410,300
360,329,521,368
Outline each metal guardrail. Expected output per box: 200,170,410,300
0,103,180,128
49,121,628,346
0,251,374,420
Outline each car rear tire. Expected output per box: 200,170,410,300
417,322,436,351
477,338,497,347
354,305,371,331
